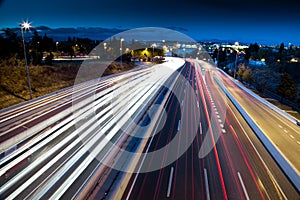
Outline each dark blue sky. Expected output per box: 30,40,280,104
1,0,300,45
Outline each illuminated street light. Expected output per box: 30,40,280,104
103,42,107,58
120,38,124,70
152,43,156,62
20,20,33,99
233,42,240,79
56,42,59,58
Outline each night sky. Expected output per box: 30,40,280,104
1,0,300,45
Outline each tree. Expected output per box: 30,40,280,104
276,73,296,100
245,42,260,60
30,30,43,65
0,28,21,59
236,64,246,80
242,67,254,83
279,42,284,54
45,52,54,65
236,64,254,84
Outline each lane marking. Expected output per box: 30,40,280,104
204,168,211,200
181,100,184,106
217,115,220,119
218,119,222,123
221,129,226,133
278,125,283,129
167,167,174,198
297,141,300,145
237,172,250,200
197,101,199,108
220,124,224,128
283,129,288,133
178,120,181,131
289,134,294,139
215,111,219,115
229,112,288,199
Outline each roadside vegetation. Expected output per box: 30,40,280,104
212,42,300,116
0,28,165,110
0,61,135,110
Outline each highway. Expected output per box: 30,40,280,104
0,57,299,199
121,60,299,199
217,67,300,174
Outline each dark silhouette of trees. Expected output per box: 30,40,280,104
245,43,260,60
276,73,296,100
29,30,43,65
0,28,22,59
279,42,285,54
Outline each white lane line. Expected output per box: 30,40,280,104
217,115,220,119
178,120,181,131
167,167,174,198
204,168,211,200
215,111,219,115
289,134,295,139
218,119,222,123
278,125,283,128
220,124,224,128
283,129,288,133
197,101,199,108
221,129,226,133
181,100,184,106
200,122,202,134
297,141,300,145
237,172,250,200
229,114,288,199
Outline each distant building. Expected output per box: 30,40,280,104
249,60,266,67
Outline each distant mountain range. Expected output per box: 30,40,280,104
1,26,127,41
0,26,243,45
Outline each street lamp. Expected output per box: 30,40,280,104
120,38,124,70
152,43,156,62
103,42,107,58
20,20,33,100
56,42,59,58
232,42,240,79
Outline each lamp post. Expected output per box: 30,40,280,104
103,42,107,59
152,43,156,62
233,42,239,79
20,21,33,100
120,38,124,70
56,42,59,58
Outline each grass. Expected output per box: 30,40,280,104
0,61,136,110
